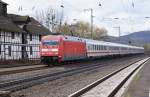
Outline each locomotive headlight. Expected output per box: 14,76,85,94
42,49,49,51
51,49,58,52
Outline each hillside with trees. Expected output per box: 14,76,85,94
101,31,150,50
55,21,107,40
144,44,150,52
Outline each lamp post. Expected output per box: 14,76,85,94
59,1,64,33
113,26,121,42
145,17,150,30
113,18,121,43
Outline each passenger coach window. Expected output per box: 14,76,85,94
101,46,103,50
102,46,104,50
104,46,106,50
87,45,89,50
96,45,97,50
90,45,92,50
93,45,95,50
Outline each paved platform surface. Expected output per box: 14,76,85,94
123,60,150,97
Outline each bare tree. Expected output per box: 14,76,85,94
34,9,45,25
34,8,60,32
34,9,108,39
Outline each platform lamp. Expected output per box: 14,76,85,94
145,17,150,31
113,18,121,43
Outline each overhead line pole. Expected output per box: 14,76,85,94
113,26,121,42
59,0,64,33
90,9,94,39
84,8,94,39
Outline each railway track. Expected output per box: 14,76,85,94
0,57,144,93
0,55,143,76
0,58,118,76
0,60,96,76
68,57,149,97
0,63,115,92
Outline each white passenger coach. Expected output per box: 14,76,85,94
84,39,144,57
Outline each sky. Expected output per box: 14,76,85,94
3,0,150,36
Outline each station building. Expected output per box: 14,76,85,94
0,0,51,65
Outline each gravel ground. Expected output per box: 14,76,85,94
9,55,147,97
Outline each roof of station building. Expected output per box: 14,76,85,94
0,0,52,35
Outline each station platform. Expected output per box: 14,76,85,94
0,65,46,74
123,60,150,97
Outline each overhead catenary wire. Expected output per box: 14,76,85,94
63,0,85,12
121,0,136,44
17,0,41,12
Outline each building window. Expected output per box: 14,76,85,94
0,45,1,55
8,46,11,56
11,32,15,39
39,35,41,41
0,30,1,40
2,4,7,16
30,34,32,41
16,32,20,37
30,46,33,55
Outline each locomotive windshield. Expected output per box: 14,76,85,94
42,40,58,45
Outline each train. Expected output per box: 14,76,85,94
40,35,144,65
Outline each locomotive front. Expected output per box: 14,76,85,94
40,35,61,65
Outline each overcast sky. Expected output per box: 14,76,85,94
3,0,150,36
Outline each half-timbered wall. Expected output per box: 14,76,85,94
26,34,40,60
0,30,41,61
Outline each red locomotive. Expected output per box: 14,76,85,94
40,35,87,64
